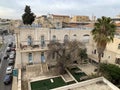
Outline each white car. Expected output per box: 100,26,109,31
10,51,15,55
9,53,15,59
6,47,10,52
6,66,13,74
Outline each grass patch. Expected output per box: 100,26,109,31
68,66,87,82
31,77,66,90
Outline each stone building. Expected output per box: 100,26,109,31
15,26,120,70
71,16,90,22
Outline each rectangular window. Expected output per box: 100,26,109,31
41,52,45,63
94,49,96,54
102,53,104,57
41,36,45,47
27,36,32,46
28,53,33,64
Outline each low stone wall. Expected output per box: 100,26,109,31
18,69,21,90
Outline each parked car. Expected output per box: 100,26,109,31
10,51,16,55
3,54,9,60
6,47,11,52
8,59,14,65
8,42,13,47
9,53,15,59
11,47,15,51
3,75,12,85
6,66,13,74
12,44,16,48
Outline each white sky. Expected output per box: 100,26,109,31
0,0,120,19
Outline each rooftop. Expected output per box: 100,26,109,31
53,77,120,90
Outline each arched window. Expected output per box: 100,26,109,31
27,36,32,46
28,53,32,64
64,35,69,43
52,35,56,42
118,44,120,49
73,34,77,40
83,34,90,43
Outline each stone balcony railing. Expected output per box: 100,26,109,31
20,43,49,52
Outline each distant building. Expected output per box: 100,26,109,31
0,19,11,34
34,14,70,29
112,15,120,24
71,16,90,22
49,14,70,23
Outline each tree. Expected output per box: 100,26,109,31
47,40,86,74
91,16,116,74
100,63,120,85
22,5,36,25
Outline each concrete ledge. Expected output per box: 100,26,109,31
52,77,120,90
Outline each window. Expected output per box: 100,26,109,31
27,36,32,46
28,53,32,64
73,34,77,36
73,34,77,40
41,36,45,47
118,44,120,49
41,52,45,63
52,35,56,42
102,53,104,57
115,58,120,64
83,34,90,43
94,49,96,54
64,35,69,43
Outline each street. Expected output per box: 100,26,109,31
0,34,15,90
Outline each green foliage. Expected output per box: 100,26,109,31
22,5,36,25
78,48,88,60
100,63,120,84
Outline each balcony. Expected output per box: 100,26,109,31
20,41,49,52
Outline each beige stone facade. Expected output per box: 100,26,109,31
71,16,90,22
49,14,70,23
15,27,120,69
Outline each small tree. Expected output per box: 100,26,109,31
78,48,88,63
22,5,36,25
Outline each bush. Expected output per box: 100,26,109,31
100,63,120,85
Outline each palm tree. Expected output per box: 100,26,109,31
91,16,116,74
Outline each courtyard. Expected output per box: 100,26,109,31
27,63,97,90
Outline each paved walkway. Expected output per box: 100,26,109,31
78,63,97,75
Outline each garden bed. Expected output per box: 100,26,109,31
31,76,66,90
67,66,87,82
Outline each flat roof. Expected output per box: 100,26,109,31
52,77,120,90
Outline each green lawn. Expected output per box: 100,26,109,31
31,77,67,90
68,66,87,82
